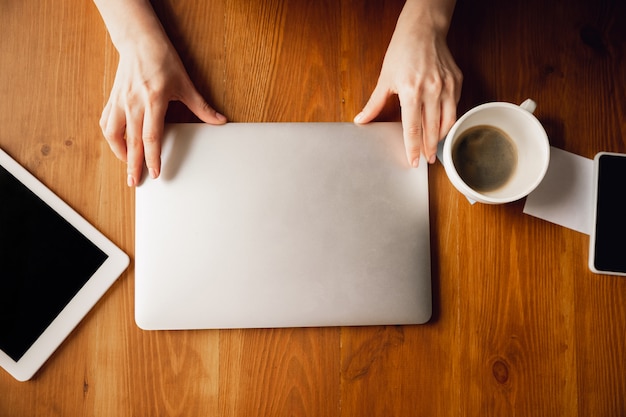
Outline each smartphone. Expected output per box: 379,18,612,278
589,152,626,276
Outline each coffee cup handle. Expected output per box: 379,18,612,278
520,98,537,114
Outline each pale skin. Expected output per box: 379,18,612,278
93,0,462,187
355,0,462,167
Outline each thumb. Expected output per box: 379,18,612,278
181,84,227,125
354,84,390,124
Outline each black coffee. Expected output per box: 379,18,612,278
451,125,517,192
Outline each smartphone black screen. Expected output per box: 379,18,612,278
592,153,626,274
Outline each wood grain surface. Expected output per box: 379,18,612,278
1,0,625,416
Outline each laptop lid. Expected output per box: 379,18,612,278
135,122,431,329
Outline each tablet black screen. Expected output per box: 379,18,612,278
0,164,108,362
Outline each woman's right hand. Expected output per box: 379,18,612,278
94,0,226,187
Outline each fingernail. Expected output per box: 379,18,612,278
149,168,158,179
429,154,436,164
127,174,135,187
412,158,420,168
216,112,227,122
354,112,364,124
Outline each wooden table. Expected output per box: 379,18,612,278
1,0,625,415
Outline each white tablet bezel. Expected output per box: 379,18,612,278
0,147,130,381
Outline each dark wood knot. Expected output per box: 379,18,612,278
492,359,509,384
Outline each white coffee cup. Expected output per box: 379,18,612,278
442,99,550,204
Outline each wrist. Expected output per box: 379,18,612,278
95,0,171,54
399,0,456,36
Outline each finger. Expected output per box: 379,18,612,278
125,109,145,187
354,83,390,124
449,64,464,104
101,102,128,163
439,64,462,132
143,100,168,179
398,92,423,168
422,95,442,164
100,100,112,131
440,95,458,140
181,83,227,125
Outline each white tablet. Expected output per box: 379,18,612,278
0,147,129,381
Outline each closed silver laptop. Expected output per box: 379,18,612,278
135,122,431,329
